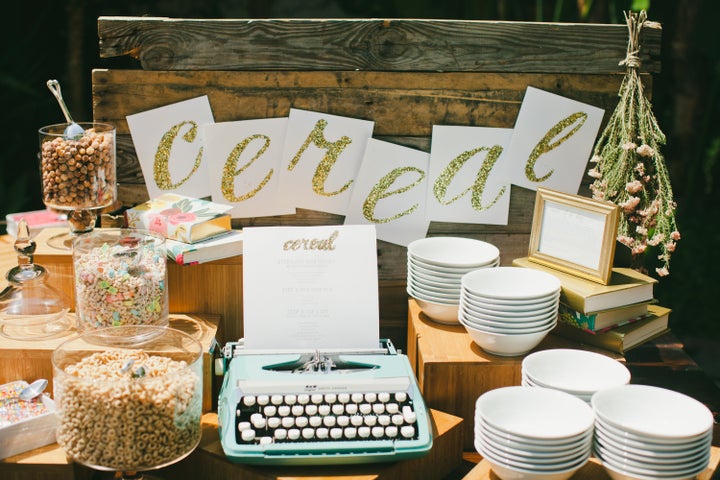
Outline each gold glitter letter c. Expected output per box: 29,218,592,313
221,134,273,202
525,111,588,183
363,166,426,223
153,121,203,190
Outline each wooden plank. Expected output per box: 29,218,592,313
97,17,662,74
93,69,632,135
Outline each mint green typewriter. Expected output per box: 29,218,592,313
217,339,433,465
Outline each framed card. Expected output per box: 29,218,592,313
528,187,619,284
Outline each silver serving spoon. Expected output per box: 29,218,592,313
19,378,48,401
46,79,85,139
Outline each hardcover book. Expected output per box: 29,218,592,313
553,305,671,354
165,230,244,265
125,193,232,244
558,301,652,332
512,256,656,313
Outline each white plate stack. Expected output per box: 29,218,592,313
475,386,595,480
406,236,499,324
458,267,561,356
521,349,631,403
592,384,713,480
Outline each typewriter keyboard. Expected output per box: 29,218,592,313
235,390,420,445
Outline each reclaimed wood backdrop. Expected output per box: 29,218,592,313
93,17,661,345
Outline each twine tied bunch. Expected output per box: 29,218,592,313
588,10,679,277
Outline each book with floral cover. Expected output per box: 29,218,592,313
165,230,243,265
558,301,653,332
125,193,232,243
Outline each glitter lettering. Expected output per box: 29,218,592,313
221,134,273,202
287,119,353,197
283,230,339,251
433,145,506,211
363,166,425,223
525,112,588,183
153,121,203,190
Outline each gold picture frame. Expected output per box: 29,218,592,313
528,187,620,285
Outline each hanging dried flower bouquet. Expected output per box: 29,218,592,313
588,10,680,277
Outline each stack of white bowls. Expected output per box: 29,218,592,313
522,348,631,403
592,384,713,480
459,267,561,356
407,236,499,324
475,386,595,480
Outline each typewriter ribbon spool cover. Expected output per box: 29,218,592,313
218,225,433,464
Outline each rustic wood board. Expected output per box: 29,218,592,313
97,17,661,74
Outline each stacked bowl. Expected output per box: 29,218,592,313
407,236,499,324
459,267,561,356
475,386,595,480
592,384,713,480
522,348,631,403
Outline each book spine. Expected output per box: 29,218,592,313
553,323,624,353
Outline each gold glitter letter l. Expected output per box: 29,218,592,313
525,112,588,183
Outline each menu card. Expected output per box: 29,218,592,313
242,225,379,350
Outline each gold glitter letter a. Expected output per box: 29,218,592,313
525,112,587,183
363,166,426,223
287,119,353,196
153,121,203,190
221,134,273,202
434,145,506,211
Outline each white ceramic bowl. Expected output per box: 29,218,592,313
408,267,463,287
597,448,710,479
484,457,586,480
601,460,705,480
462,293,559,314
476,386,595,440
408,283,460,302
409,255,484,274
594,421,713,453
461,300,559,323
411,296,459,324
522,349,630,395
477,417,594,452
478,435,591,469
407,236,500,267
462,267,561,301
476,428,591,462
460,318,552,356
408,277,460,295
591,385,714,441
407,259,469,279
594,433,711,466
460,310,557,333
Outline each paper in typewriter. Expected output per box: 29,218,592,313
242,225,379,350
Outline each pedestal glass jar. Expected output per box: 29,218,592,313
72,229,168,333
38,122,116,249
52,325,203,479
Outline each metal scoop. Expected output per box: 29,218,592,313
46,79,84,139
18,378,48,401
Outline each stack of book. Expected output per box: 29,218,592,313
125,193,243,265
512,257,670,354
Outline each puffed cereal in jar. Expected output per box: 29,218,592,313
73,229,168,332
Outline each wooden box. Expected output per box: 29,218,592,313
92,17,661,351
406,299,622,450
0,313,223,413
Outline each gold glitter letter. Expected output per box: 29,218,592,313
287,119,353,197
363,166,426,223
525,112,588,183
221,134,273,202
433,145,506,211
153,121,203,190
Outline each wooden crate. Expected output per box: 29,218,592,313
406,299,623,450
92,17,661,347
0,312,223,413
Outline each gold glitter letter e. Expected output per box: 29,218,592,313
221,134,273,202
363,166,425,223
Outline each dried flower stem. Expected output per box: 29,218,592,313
589,10,680,277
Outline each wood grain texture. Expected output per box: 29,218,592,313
97,17,662,74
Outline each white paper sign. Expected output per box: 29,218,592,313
205,118,294,218
426,126,514,225
279,109,374,215
345,139,430,246
126,96,215,200
243,225,379,350
505,87,604,194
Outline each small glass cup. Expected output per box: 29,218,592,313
52,325,203,478
38,122,117,249
72,229,168,333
